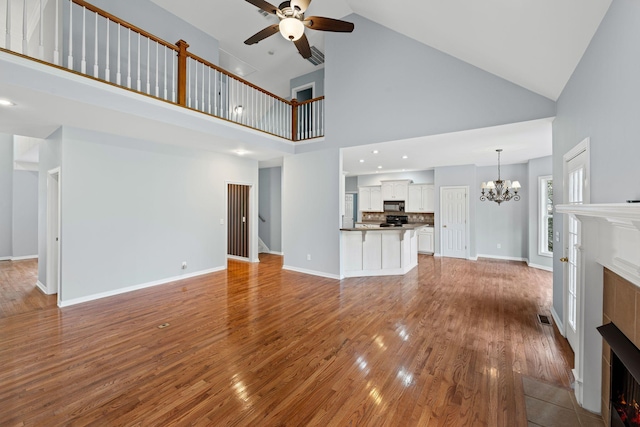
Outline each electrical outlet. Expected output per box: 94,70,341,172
497,243,501,249
307,254,311,261
219,218,224,225
181,261,187,269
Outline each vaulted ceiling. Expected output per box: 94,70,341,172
149,0,612,101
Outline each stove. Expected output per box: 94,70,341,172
381,215,408,227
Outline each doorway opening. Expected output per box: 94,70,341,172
227,183,251,260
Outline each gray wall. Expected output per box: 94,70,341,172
283,149,341,277
302,14,556,153
345,176,358,193
290,69,325,99
46,127,257,303
528,156,553,269
87,0,220,63
0,134,13,259
38,128,63,285
552,0,640,319
12,170,39,257
475,163,528,259
433,165,477,258
258,167,282,253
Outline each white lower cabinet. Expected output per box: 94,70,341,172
418,227,434,253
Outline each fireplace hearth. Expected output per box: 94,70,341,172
598,323,640,427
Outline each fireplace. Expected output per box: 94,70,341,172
598,323,640,427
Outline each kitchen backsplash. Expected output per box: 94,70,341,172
361,212,434,225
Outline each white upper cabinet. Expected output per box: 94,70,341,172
407,184,435,212
358,186,383,212
381,180,411,201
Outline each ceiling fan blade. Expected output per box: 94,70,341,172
290,0,311,13
244,0,280,15
244,24,280,45
294,34,312,59
304,16,354,33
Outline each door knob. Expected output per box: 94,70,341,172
443,225,447,228
560,257,568,263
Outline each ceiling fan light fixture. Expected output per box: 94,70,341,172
279,17,304,41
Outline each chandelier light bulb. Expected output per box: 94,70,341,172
480,149,521,205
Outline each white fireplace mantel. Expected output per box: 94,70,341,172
555,203,640,413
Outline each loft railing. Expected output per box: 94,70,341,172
0,0,323,141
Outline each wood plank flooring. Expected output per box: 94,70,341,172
0,255,573,426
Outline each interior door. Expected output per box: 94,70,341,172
344,193,355,228
440,187,468,259
563,144,589,352
228,184,250,259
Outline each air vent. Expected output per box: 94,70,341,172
257,8,270,17
537,314,552,325
307,46,324,66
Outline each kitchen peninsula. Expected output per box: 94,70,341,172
340,219,424,278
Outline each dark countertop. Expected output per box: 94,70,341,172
341,224,431,232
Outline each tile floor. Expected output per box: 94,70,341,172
523,377,605,427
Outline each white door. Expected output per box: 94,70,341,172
46,168,61,300
563,139,589,352
441,187,468,258
344,193,355,227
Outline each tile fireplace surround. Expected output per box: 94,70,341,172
555,203,640,421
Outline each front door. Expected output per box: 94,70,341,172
563,139,589,352
440,186,468,259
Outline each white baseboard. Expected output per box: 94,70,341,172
527,262,553,272
268,251,283,256
0,256,10,261
476,254,527,262
58,266,225,308
227,255,253,263
469,256,478,261
282,265,340,280
36,280,55,295
433,252,442,257
551,306,565,337
11,254,38,261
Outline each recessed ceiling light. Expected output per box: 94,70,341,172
359,159,364,163
402,155,408,159
372,150,379,154
234,149,249,156
377,165,382,169
0,99,15,106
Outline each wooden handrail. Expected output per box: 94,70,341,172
296,96,325,107
185,52,290,104
71,0,178,51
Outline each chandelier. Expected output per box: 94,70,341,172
480,149,521,205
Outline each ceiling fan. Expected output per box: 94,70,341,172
243,0,354,59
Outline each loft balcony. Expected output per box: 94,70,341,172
0,0,324,143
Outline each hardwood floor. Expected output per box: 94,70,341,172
0,255,573,426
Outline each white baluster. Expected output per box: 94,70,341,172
67,0,73,69
22,0,27,54
201,62,205,112
116,24,121,85
93,12,98,77
80,6,86,73
208,67,211,114
39,0,44,59
127,29,131,88
187,59,191,108
154,42,159,97
105,18,110,82
171,51,175,102
194,60,199,110
163,46,167,100
53,0,59,64
146,38,150,94
136,33,140,91
213,70,218,116
5,0,11,50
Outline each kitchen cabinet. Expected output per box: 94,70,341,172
358,186,383,212
381,180,411,201
418,227,434,253
407,184,434,212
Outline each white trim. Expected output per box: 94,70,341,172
551,306,565,337
282,265,340,280
0,256,11,261
269,251,283,256
46,167,61,302
36,280,56,295
58,266,226,307
291,82,315,101
11,254,38,261
433,252,442,257
468,255,478,261
476,254,527,262
538,175,554,257
227,254,253,263
527,262,553,272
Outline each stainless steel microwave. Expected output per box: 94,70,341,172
384,201,405,212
